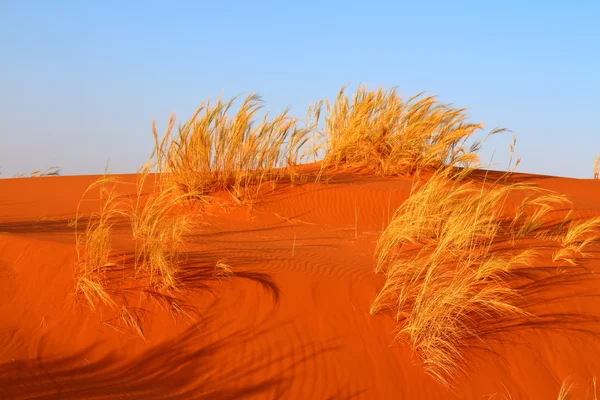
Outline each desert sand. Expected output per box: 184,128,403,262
1,166,600,399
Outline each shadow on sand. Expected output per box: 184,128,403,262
0,316,344,399
456,263,600,383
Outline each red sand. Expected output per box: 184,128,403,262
1,171,600,399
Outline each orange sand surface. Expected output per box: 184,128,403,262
1,170,600,399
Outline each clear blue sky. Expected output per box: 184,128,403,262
1,1,599,178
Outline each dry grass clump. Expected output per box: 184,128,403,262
148,84,509,196
151,94,321,203
14,166,61,178
372,167,600,386
557,377,576,400
73,164,200,310
556,376,599,400
497,375,597,399
510,192,572,240
131,166,198,290
120,306,146,339
148,84,500,199
549,375,598,400
73,175,125,309
372,169,532,384
320,86,503,176
552,216,600,266
594,154,599,179
213,259,234,278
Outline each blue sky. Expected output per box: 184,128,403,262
1,1,598,178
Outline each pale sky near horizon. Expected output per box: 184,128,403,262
1,1,599,178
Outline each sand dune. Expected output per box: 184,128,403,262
1,169,599,399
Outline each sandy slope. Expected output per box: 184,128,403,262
1,171,600,399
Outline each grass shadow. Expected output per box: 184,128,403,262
0,216,131,235
0,318,339,399
453,266,600,384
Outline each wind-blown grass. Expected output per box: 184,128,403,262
594,154,599,179
372,169,531,384
148,85,503,201
13,166,61,178
73,165,200,309
319,86,504,176
130,165,198,291
372,166,599,386
73,175,125,309
552,216,600,266
557,377,575,400
150,94,321,204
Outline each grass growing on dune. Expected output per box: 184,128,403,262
130,165,198,291
496,375,598,399
557,377,576,400
150,94,321,203
319,86,503,176
148,84,501,201
372,169,532,384
73,165,200,309
73,175,125,309
552,216,600,266
594,154,599,179
13,166,61,178
372,167,599,386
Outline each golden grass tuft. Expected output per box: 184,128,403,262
130,165,198,291
552,216,600,266
320,85,504,176
594,154,600,179
148,84,502,200
557,377,575,400
372,166,600,386
73,175,125,309
494,375,597,399
213,259,234,278
146,84,511,199
372,169,532,384
150,94,321,204
511,192,571,240
73,162,200,309
120,306,146,339
14,166,61,178
556,375,599,400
